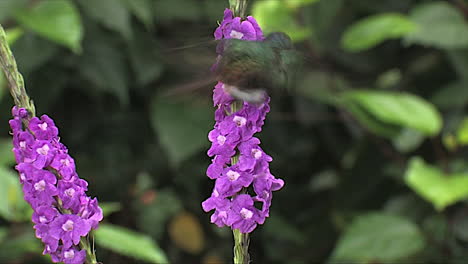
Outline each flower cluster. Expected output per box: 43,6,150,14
202,9,284,233
9,107,102,264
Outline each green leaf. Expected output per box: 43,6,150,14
404,2,468,49
405,157,468,210
431,81,468,110
5,27,24,45
78,0,132,40
341,13,416,52
456,117,468,145
100,202,121,217
154,0,202,23
14,0,83,52
341,90,442,136
121,0,154,28
137,189,182,240
252,0,312,42
150,96,212,166
0,167,31,221
285,0,320,9
79,36,129,105
0,139,15,167
0,0,27,22
0,229,42,262
392,128,425,153
330,213,425,263
94,224,169,264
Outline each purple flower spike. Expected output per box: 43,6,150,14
202,9,283,234
9,107,102,264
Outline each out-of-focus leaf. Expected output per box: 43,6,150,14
11,33,59,74
405,157,468,210
154,0,202,23
404,2,468,49
285,0,320,9
0,228,6,243
150,96,212,166
431,81,468,110
14,0,83,52
329,212,425,263
447,49,468,81
128,27,163,86
252,0,312,42
100,202,121,217
0,229,42,262
456,117,468,145
5,27,24,45
309,169,339,192
79,0,132,40
168,211,205,254
79,38,129,105
122,0,154,28
341,90,442,136
0,167,31,221
0,0,27,22
376,68,402,89
95,224,169,264
0,139,14,167
263,214,306,245
392,128,425,153
342,13,416,52
137,189,182,239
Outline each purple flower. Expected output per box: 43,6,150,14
215,166,253,196
9,107,102,263
22,170,58,208
214,9,263,41
78,196,103,229
29,115,59,140
57,179,88,212
227,194,264,233
50,153,76,180
62,247,86,264
202,192,231,227
50,214,91,248
203,9,283,234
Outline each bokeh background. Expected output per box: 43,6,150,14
1,0,468,263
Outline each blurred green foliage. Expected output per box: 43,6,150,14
1,0,468,263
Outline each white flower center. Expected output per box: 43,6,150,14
240,208,253,219
233,116,247,127
38,122,48,131
213,189,220,197
19,141,26,149
227,170,240,181
36,144,49,155
34,180,46,191
230,30,244,39
219,210,227,218
64,249,75,259
62,219,74,232
65,188,75,197
20,173,26,181
60,158,70,166
252,149,262,159
217,135,226,145
39,216,47,223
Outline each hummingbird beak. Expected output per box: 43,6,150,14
224,84,267,104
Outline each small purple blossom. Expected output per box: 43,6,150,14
9,108,102,264
202,9,283,234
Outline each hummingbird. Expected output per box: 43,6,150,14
214,32,299,104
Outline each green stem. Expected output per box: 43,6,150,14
231,100,250,264
0,23,99,264
229,0,249,18
0,24,35,116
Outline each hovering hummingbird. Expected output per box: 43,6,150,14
214,32,299,104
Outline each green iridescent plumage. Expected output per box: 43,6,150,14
215,32,299,103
